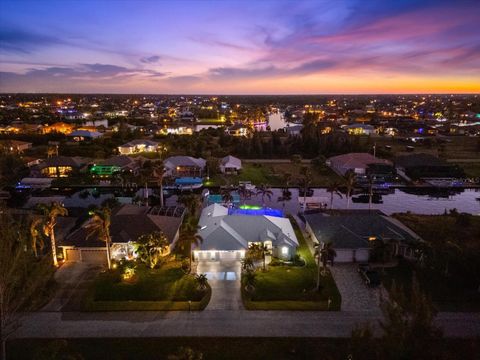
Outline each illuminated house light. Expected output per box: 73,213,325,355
282,246,289,256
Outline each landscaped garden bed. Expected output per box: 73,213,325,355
84,259,211,311
241,217,341,310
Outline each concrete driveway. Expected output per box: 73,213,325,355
42,261,101,312
329,264,386,313
196,260,243,310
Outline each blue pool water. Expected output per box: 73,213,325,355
228,207,284,217
175,177,203,185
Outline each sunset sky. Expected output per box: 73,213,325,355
0,0,479,94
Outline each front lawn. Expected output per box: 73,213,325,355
242,217,341,310
85,259,210,311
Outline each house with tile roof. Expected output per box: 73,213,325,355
304,210,422,263
195,203,298,261
59,204,185,264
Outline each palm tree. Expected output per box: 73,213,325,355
178,221,203,271
29,217,44,258
178,193,201,218
326,181,343,209
299,167,312,212
314,242,337,290
367,174,374,210
151,160,166,207
241,257,255,272
195,273,209,290
248,243,271,271
220,188,234,206
138,161,154,206
243,270,256,292
256,184,273,207
238,186,252,205
344,170,357,209
38,202,68,267
85,207,112,269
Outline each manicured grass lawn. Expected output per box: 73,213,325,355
8,337,479,360
209,162,341,187
242,217,341,310
85,260,210,311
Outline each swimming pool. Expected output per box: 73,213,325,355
228,205,284,217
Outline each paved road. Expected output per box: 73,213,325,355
197,260,243,310
12,310,480,339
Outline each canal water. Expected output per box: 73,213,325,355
230,188,480,216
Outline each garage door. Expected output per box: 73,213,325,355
218,251,241,261
355,249,370,262
81,249,107,265
335,249,370,263
65,248,81,262
195,250,244,261
335,249,355,262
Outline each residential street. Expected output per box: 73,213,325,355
12,310,480,339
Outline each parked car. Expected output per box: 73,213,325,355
358,264,381,287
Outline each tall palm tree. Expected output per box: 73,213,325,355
248,243,271,271
314,242,337,290
29,217,44,258
85,207,112,269
220,188,234,206
243,270,256,292
344,170,357,209
367,175,374,211
178,193,201,218
151,160,166,207
256,184,273,207
179,220,203,270
238,186,252,205
299,167,312,212
326,182,343,209
38,202,68,267
138,160,154,206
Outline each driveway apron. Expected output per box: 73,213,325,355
197,260,244,310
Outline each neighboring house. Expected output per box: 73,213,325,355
164,156,206,177
196,204,299,261
118,139,159,155
34,156,86,178
90,155,142,177
42,122,74,134
326,153,392,176
304,210,422,263
220,155,242,174
394,153,464,180
344,123,376,135
227,123,249,137
67,129,103,141
285,124,303,137
0,139,32,153
60,204,185,264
